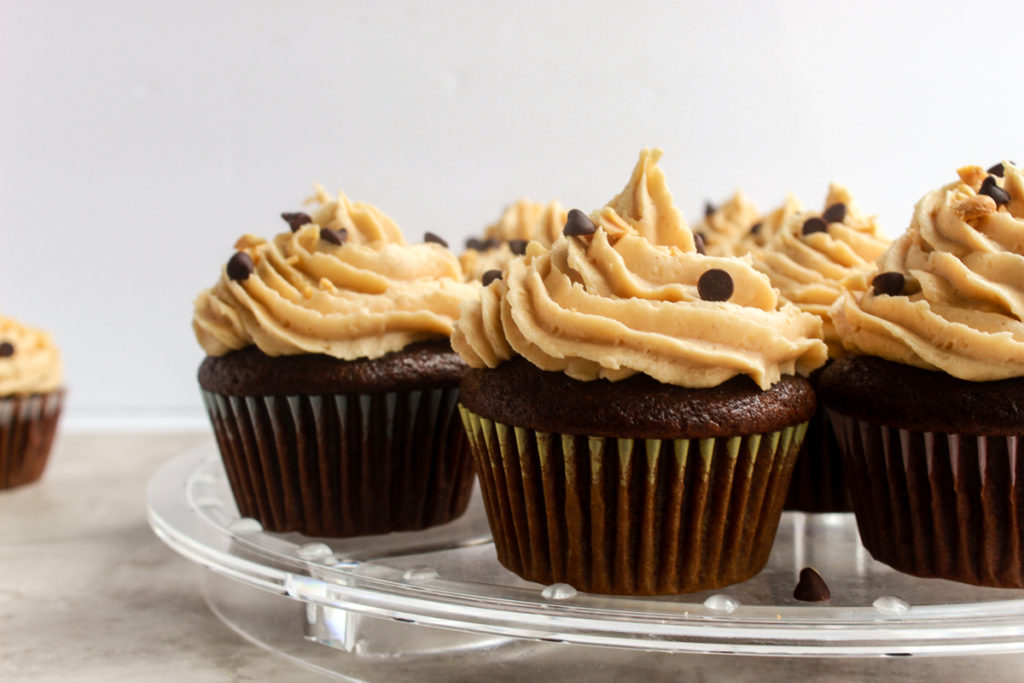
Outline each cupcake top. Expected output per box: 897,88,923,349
0,314,62,395
193,186,479,360
755,184,890,356
832,162,1024,380
452,150,828,390
459,199,568,282
693,191,761,257
740,193,804,256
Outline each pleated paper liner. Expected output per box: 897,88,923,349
202,388,474,538
460,405,808,595
0,390,64,490
783,405,851,512
829,410,1024,588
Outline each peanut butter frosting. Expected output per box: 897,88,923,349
694,191,761,257
0,315,62,395
832,162,1024,380
193,186,479,360
756,184,890,356
739,193,804,256
459,199,568,282
452,151,827,390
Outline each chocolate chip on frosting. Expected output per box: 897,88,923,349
979,176,1011,207
822,203,847,224
466,237,484,251
693,232,707,255
320,227,347,245
871,271,905,296
563,209,597,236
704,201,715,218
508,239,528,256
424,231,449,248
793,567,830,602
0,341,13,357
481,269,503,286
482,237,502,251
749,221,762,235
988,161,1015,177
801,217,829,236
281,212,312,232
697,269,733,302
226,251,255,281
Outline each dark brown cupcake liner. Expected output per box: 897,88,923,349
460,405,808,595
202,387,474,537
0,390,64,490
783,405,851,512
829,410,1024,588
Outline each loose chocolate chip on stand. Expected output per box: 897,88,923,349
320,227,348,245
0,341,13,357
980,176,1011,206
424,232,449,248
466,237,484,251
563,209,597,236
801,217,829,236
793,567,830,602
704,201,715,218
508,239,528,255
871,271,905,296
749,221,762,235
482,269,503,286
697,269,733,301
282,212,313,232
226,251,255,281
822,203,848,224
693,232,707,255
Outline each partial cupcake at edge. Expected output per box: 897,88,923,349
0,313,63,490
452,148,828,595
822,160,1024,588
459,199,568,283
192,186,480,537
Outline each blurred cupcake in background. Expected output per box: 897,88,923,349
692,190,761,256
0,314,63,490
739,193,804,257
460,199,568,283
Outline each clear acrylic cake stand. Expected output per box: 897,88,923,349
147,443,1024,681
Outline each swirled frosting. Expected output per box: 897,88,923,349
739,193,804,257
694,191,761,257
0,315,62,395
193,186,479,359
756,184,890,356
459,199,568,282
453,151,827,390
832,162,1024,380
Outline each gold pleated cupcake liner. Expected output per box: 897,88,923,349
830,410,1024,588
202,388,474,537
460,405,808,595
0,390,64,490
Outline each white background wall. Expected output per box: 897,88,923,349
1,0,1021,429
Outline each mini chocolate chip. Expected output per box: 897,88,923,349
793,567,830,602
281,212,312,232
482,237,502,250
563,209,597,236
482,269,503,286
822,203,847,224
465,237,484,251
508,239,528,255
871,271,905,296
424,231,449,248
697,269,733,301
749,221,762,235
704,201,715,218
226,251,254,281
802,217,829,236
0,341,13,358
980,176,1011,206
693,232,707,255
988,161,1016,177
320,227,347,245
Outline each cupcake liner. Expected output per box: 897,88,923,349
829,410,1024,588
202,388,474,537
783,404,851,512
460,405,808,595
0,390,64,490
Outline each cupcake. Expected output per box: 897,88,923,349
452,149,827,594
822,161,1024,586
693,191,761,257
754,184,890,511
739,193,804,257
459,199,568,283
0,314,63,490
193,186,480,537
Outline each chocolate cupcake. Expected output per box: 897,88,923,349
459,199,568,283
193,186,480,537
452,149,828,594
824,161,1024,587
0,314,64,490
754,184,890,511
